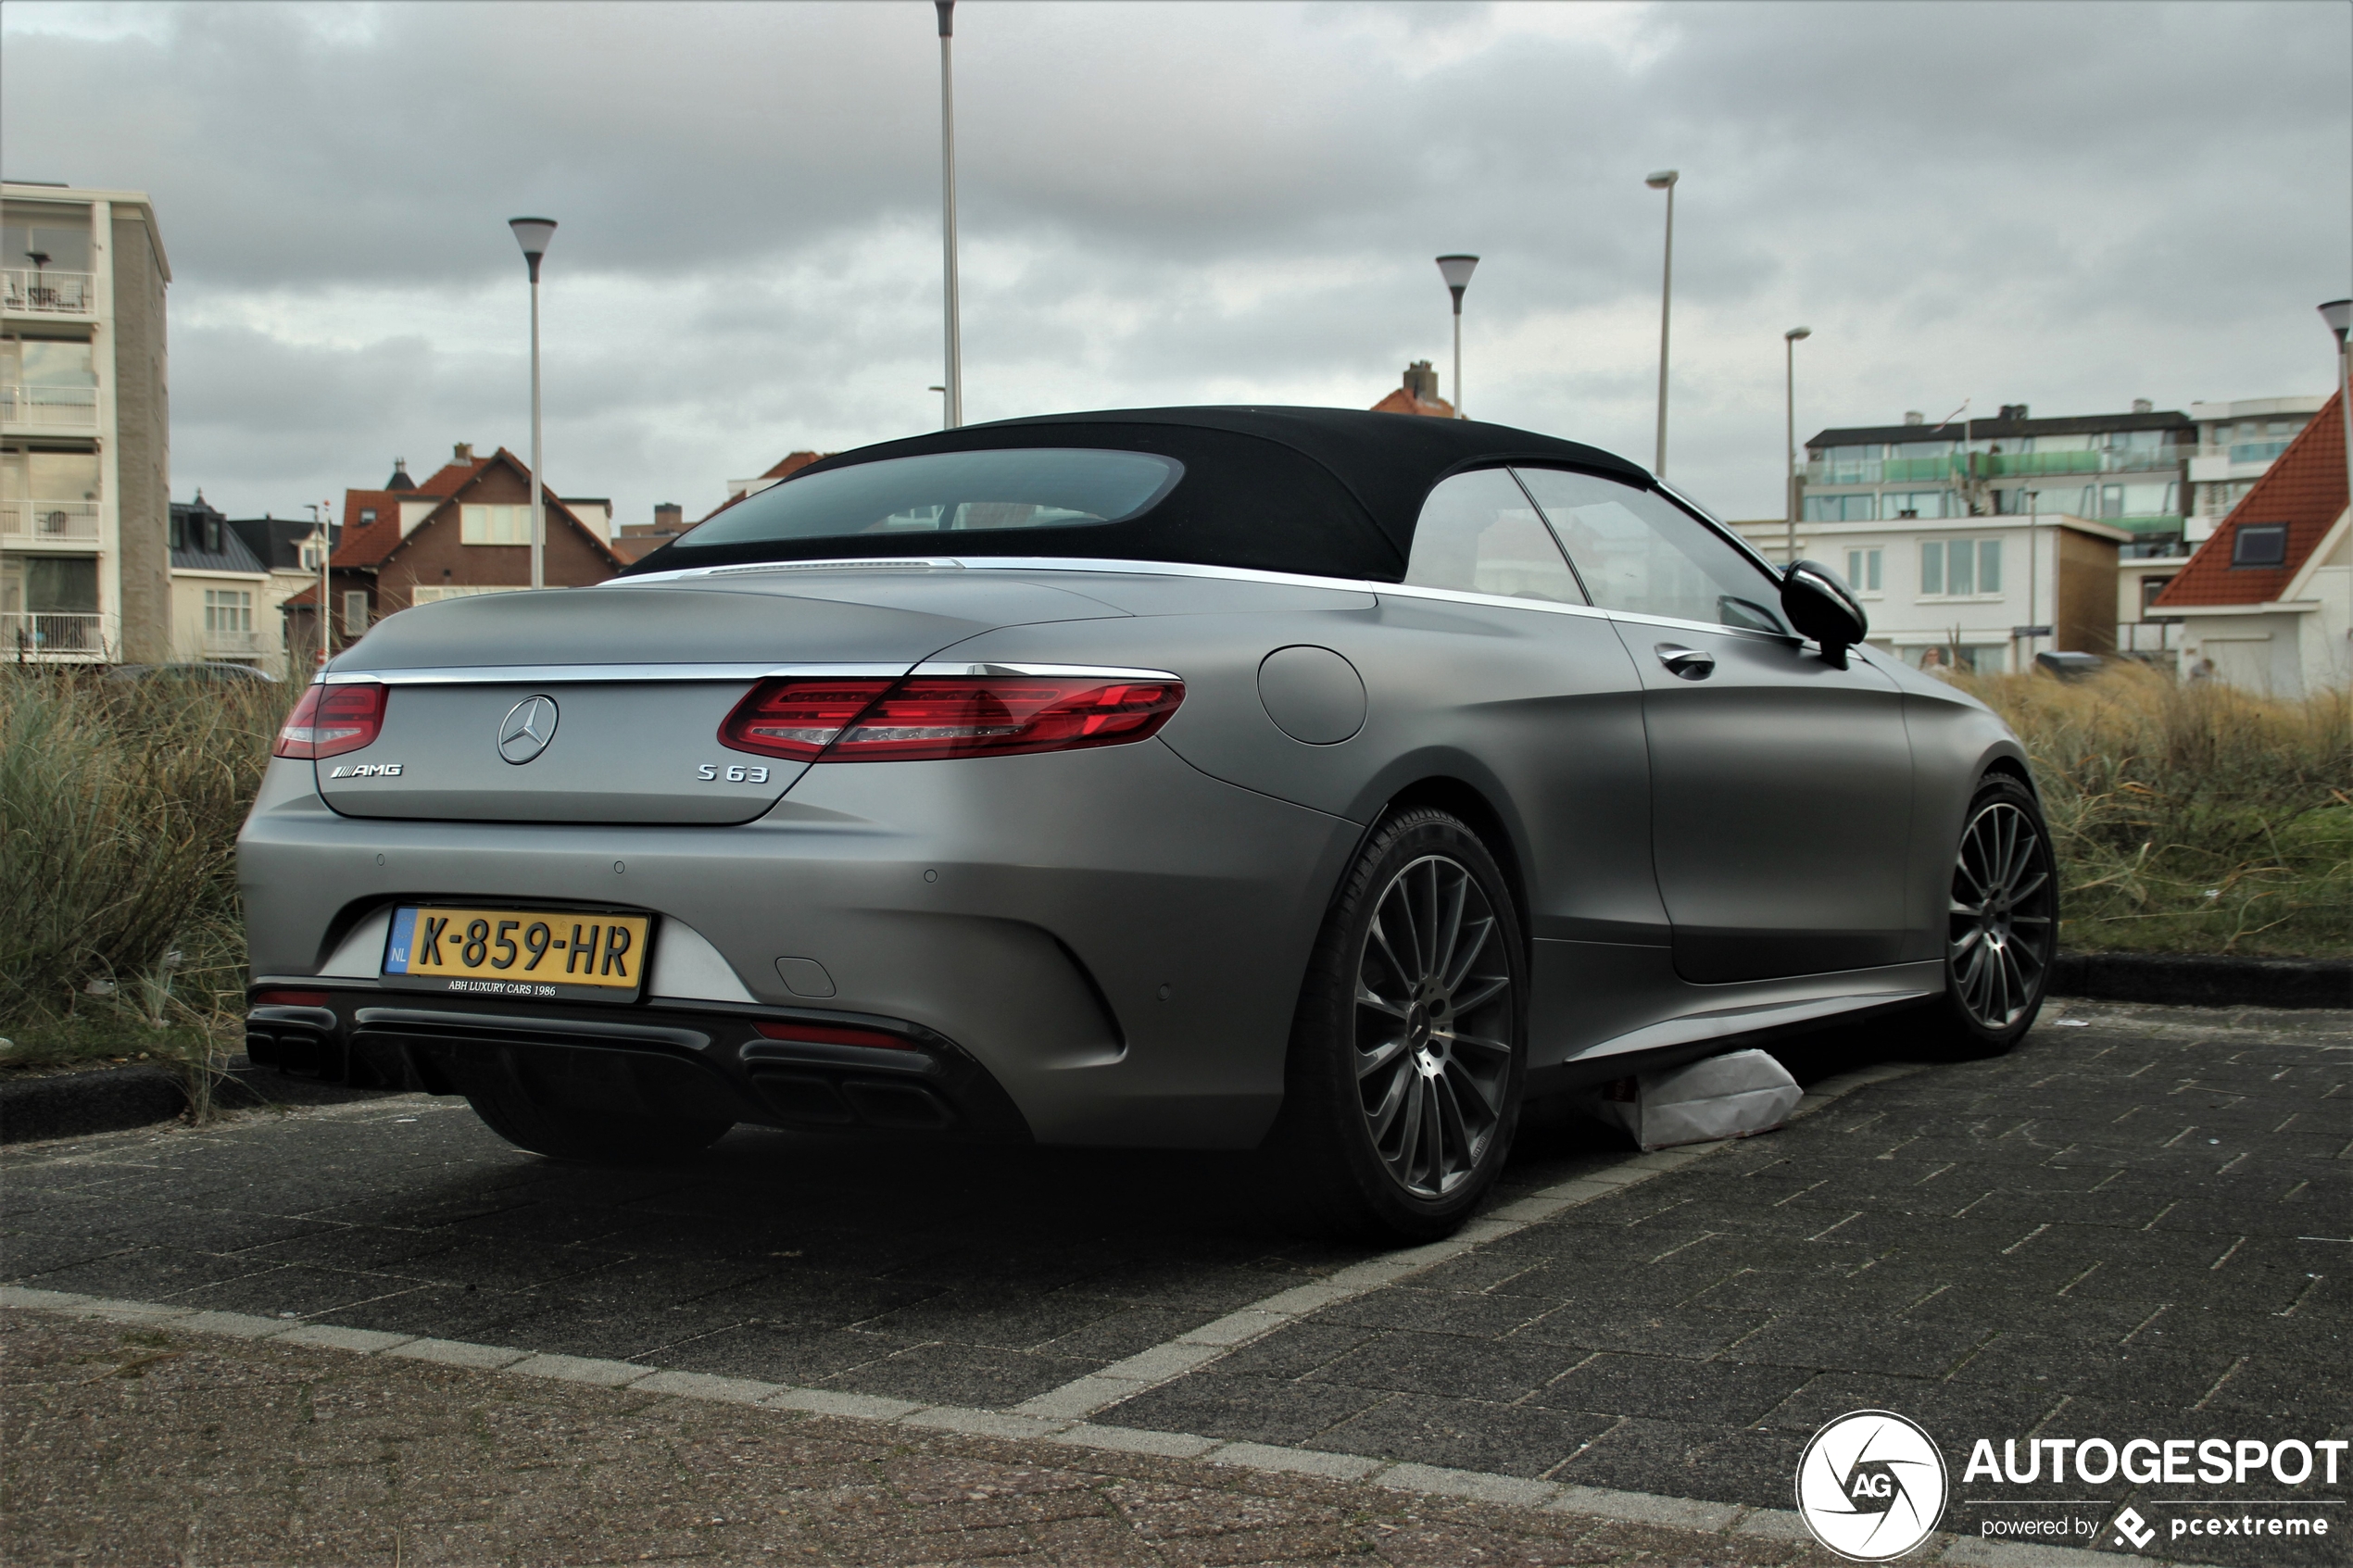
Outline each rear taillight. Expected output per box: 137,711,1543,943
718,678,895,759
275,682,387,759
718,674,1183,764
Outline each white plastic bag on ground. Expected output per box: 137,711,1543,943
1573,1047,1803,1150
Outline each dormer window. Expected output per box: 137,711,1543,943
2230,523,2287,568
359,508,376,525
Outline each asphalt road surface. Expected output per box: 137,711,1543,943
2,998,2345,1567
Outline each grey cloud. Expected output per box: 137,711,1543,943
6,0,2347,529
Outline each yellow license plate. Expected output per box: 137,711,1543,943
382,907,653,1002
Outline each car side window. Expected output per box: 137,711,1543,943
1512,468,1786,633
1403,469,1588,605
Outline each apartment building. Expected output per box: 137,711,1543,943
1734,508,2128,673
1797,401,2193,546
2,182,170,662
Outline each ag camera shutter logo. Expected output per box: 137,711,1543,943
1796,1410,1949,1561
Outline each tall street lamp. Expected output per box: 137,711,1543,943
508,217,557,590
2024,487,2042,671
1436,254,1478,420
1783,325,1810,566
937,1,964,428
2322,299,2352,520
1646,169,1679,475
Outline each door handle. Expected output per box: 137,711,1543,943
1655,644,1716,680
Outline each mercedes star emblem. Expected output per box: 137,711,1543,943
497,695,560,764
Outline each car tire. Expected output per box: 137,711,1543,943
463,1082,731,1164
1919,772,2058,1057
1273,808,1527,1243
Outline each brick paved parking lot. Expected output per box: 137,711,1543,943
3,998,2346,1565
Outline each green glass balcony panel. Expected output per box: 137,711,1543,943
1880,457,1961,483
2112,515,2184,535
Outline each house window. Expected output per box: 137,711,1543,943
1844,548,1882,594
1803,494,1877,522
2231,523,2288,568
2140,576,2174,611
460,504,532,545
202,588,252,633
342,589,370,635
359,508,377,525
1881,491,1950,521
1920,539,2001,597
299,543,322,570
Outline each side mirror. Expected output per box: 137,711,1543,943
1781,560,1868,666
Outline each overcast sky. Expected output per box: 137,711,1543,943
6,1,2347,530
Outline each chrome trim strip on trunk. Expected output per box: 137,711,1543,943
321,662,910,686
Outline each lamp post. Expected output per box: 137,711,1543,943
1645,169,1679,475
928,385,949,429
1435,255,1478,420
306,501,331,669
2322,299,2353,521
1783,326,1810,566
508,217,557,590
2024,487,2041,671
937,1,963,428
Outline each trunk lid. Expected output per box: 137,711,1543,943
315,571,1124,824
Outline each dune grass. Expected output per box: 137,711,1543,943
1955,663,2350,958
0,669,293,1086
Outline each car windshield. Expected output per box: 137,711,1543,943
676,448,1185,548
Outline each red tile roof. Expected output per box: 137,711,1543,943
696,451,834,523
328,448,623,572
1370,386,1455,419
2154,391,2347,608
762,451,825,481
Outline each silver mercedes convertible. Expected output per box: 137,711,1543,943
240,408,2055,1239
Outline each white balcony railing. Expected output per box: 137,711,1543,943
2,611,107,658
0,383,100,432
1,269,96,315
0,498,101,544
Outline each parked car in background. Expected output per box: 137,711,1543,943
240,408,2055,1240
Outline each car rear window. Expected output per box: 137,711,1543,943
677,449,1184,548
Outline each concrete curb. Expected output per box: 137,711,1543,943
2049,951,2349,1010
0,1056,389,1145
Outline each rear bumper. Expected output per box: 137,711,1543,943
245,990,1030,1140
238,737,1360,1149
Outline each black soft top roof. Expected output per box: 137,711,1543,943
625,407,1652,582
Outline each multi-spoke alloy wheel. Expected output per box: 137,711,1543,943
1277,809,1525,1242
1947,794,2055,1032
1353,853,1515,1199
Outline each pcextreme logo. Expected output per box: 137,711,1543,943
1795,1411,1950,1561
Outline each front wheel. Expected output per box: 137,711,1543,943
1924,774,2058,1055
1271,809,1526,1242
